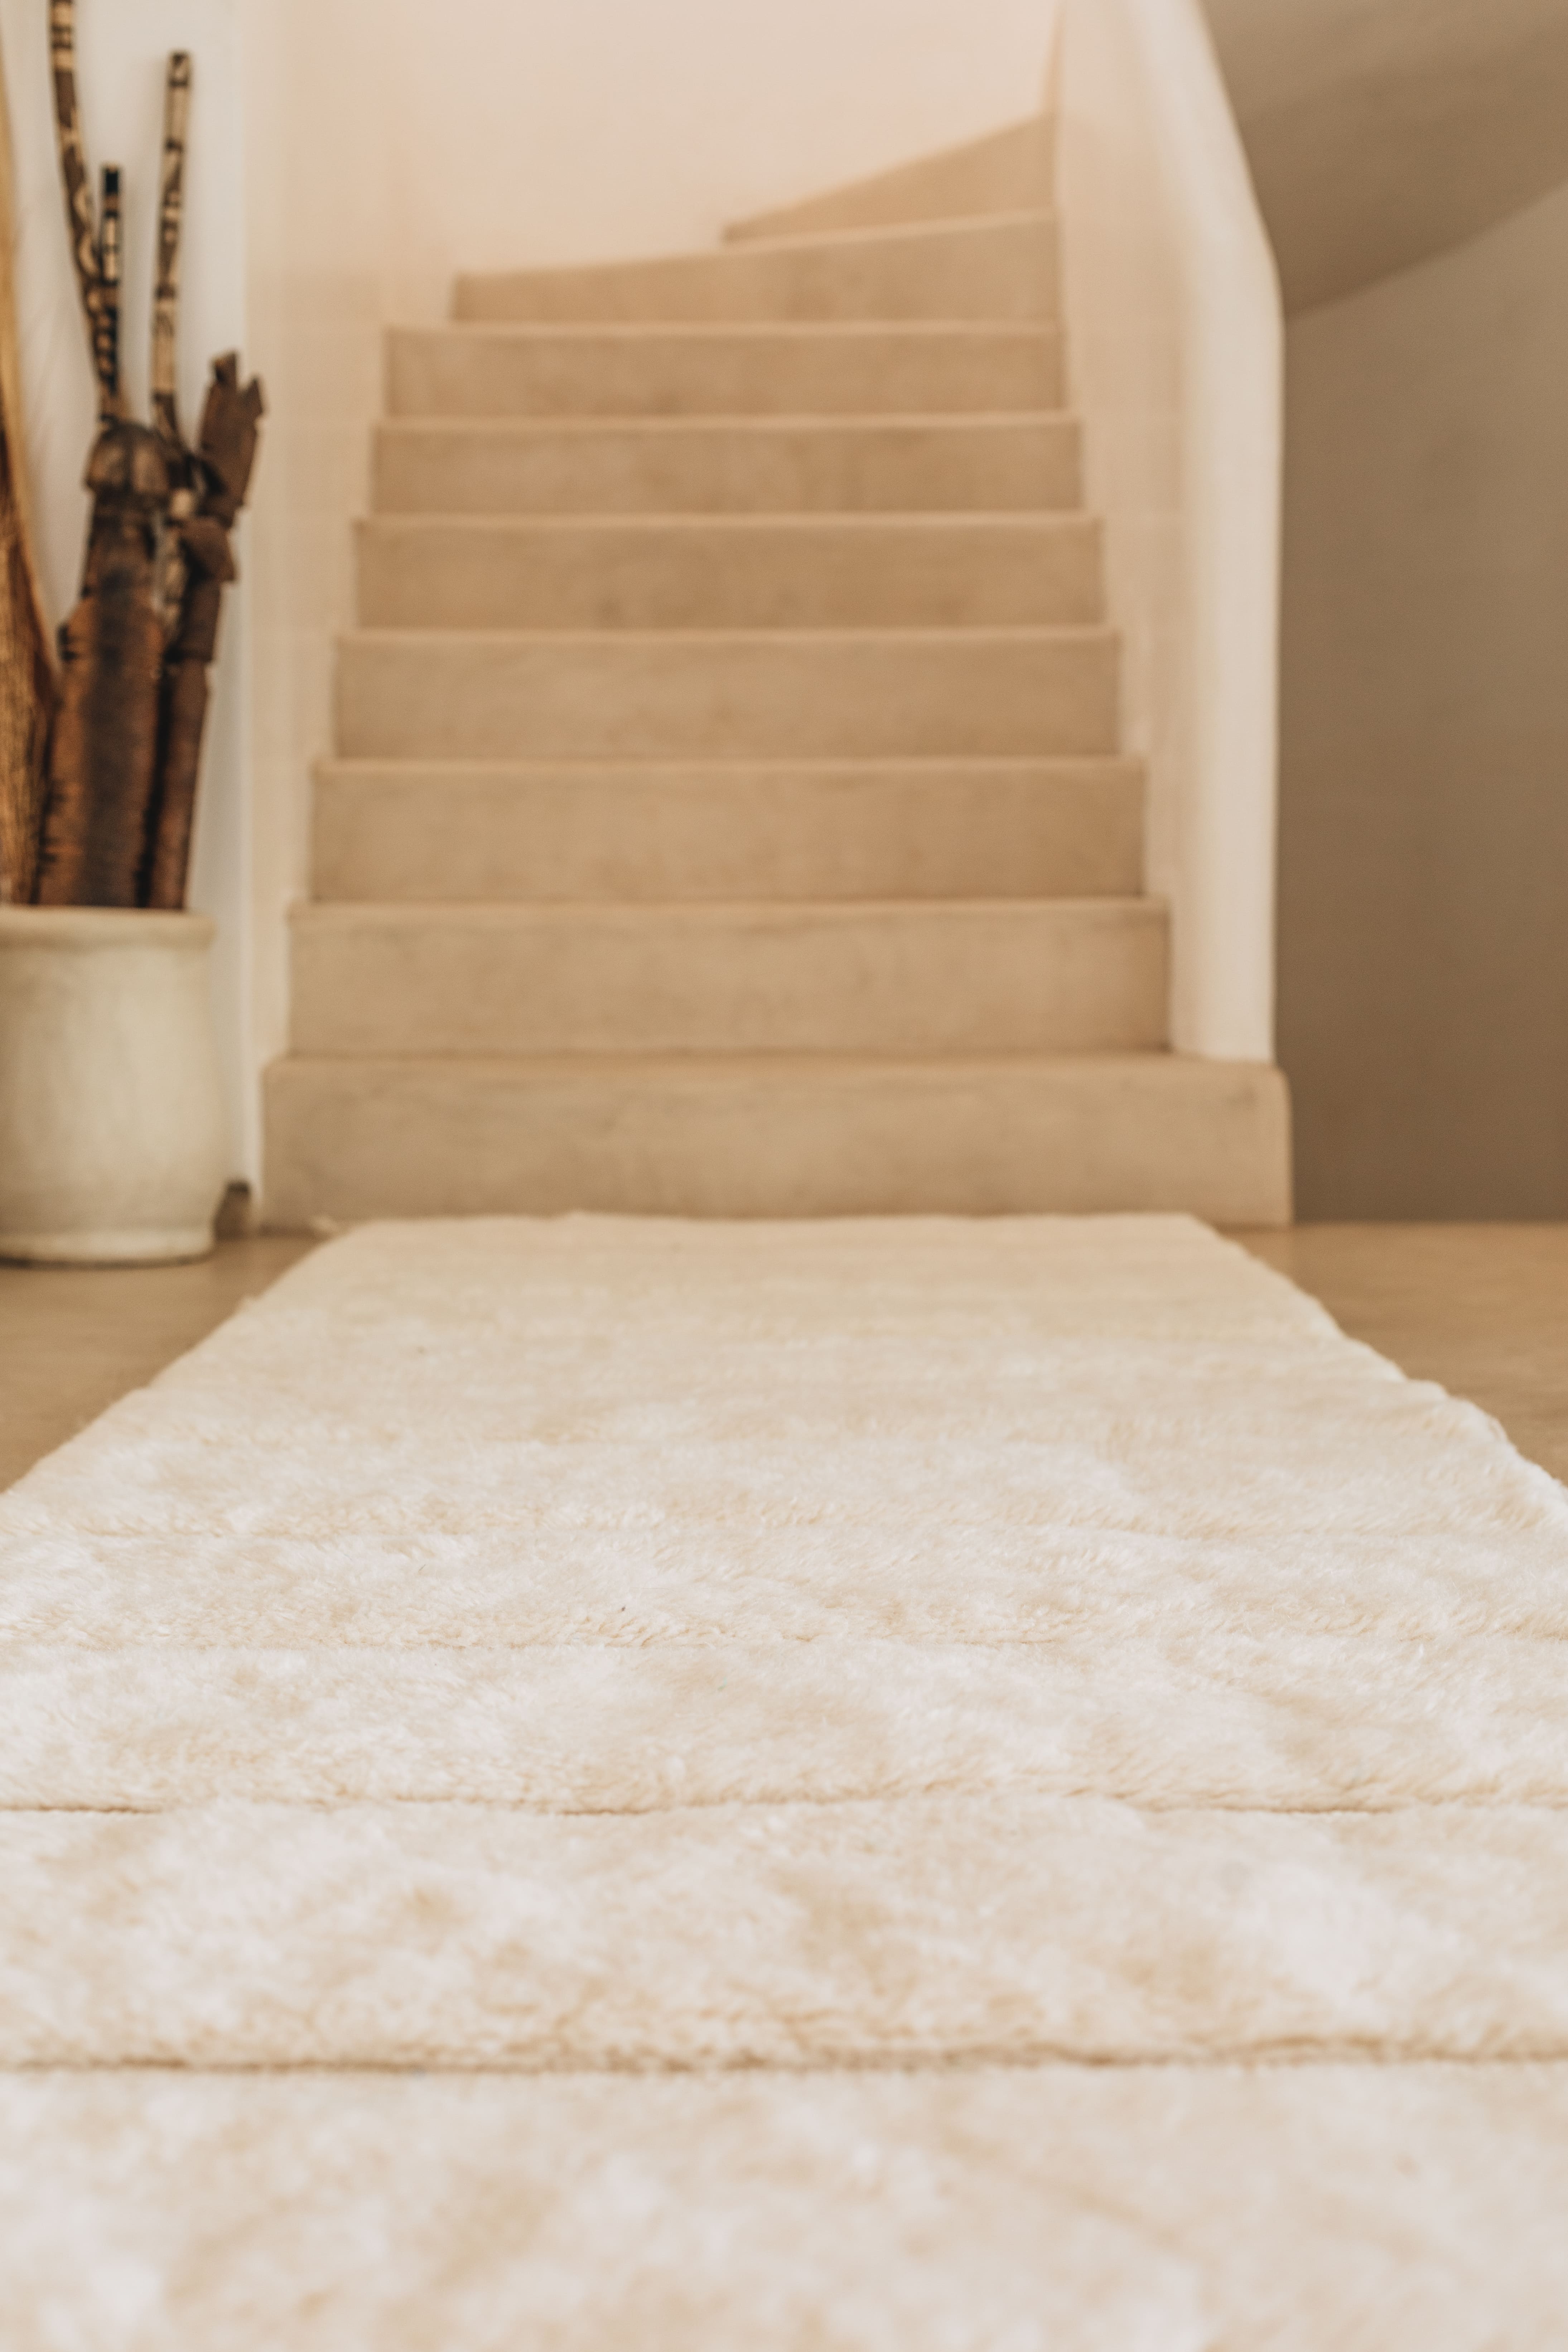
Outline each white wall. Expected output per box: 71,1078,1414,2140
1058,0,1282,1062
1,0,252,1172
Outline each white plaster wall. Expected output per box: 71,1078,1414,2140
1058,0,1282,1062
1,0,252,1173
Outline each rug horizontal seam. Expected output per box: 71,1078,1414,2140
13,2049,1568,2078
11,1796,1568,1816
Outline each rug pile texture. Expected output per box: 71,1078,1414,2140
3,1214,1567,2345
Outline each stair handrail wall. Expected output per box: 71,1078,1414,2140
1055,0,1282,1062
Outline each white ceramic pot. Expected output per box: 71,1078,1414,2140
0,906,228,1265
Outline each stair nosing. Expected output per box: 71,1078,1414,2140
338,622,1119,646
312,753,1143,777
291,896,1166,925
390,320,1062,344
270,1050,1189,1079
375,411,1078,437
354,510,1094,535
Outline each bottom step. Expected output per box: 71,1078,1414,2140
264,1055,1292,1228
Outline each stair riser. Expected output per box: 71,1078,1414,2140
289,905,1168,1057
312,761,1145,903
335,633,1120,761
726,119,1055,245
373,419,1083,516
262,1054,1292,1226
355,519,1104,632
387,329,1063,419
455,216,1057,325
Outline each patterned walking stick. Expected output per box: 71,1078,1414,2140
150,54,191,451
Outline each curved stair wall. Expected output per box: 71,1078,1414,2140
1057,0,1284,1063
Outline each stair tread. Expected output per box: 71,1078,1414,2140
465,210,1055,279
294,897,1160,920
262,1050,1291,1229
455,213,1057,326
358,511,1089,530
313,753,1141,774
339,623,1116,642
274,1048,1206,1071
312,756,1144,905
290,899,1167,1057
402,321,1060,342
723,119,1054,246
377,411,1075,434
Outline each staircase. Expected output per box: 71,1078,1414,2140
264,120,1290,1226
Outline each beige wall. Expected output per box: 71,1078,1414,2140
1279,179,1568,1216
1204,0,1568,311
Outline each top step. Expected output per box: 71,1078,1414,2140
725,117,1055,245
455,214,1057,327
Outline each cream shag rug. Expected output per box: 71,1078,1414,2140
3,1215,1568,2345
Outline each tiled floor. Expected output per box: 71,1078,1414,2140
1,1224,1565,1492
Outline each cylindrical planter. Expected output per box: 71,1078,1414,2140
0,907,228,1266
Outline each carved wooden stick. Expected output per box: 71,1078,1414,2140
144,356,264,909
0,18,57,903
96,163,121,409
151,53,191,448
33,420,170,906
47,0,118,416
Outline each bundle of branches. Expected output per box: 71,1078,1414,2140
32,3,263,910
0,24,57,905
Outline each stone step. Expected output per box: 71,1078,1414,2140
387,324,1063,419
334,628,1119,761
288,900,1168,1057
454,213,1057,325
372,414,1082,516
354,514,1103,631
311,757,1144,904
725,118,1055,245
261,1050,1290,1227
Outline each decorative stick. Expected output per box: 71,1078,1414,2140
47,0,116,415
96,163,121,409
144,355,264,909
151,53,191,447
